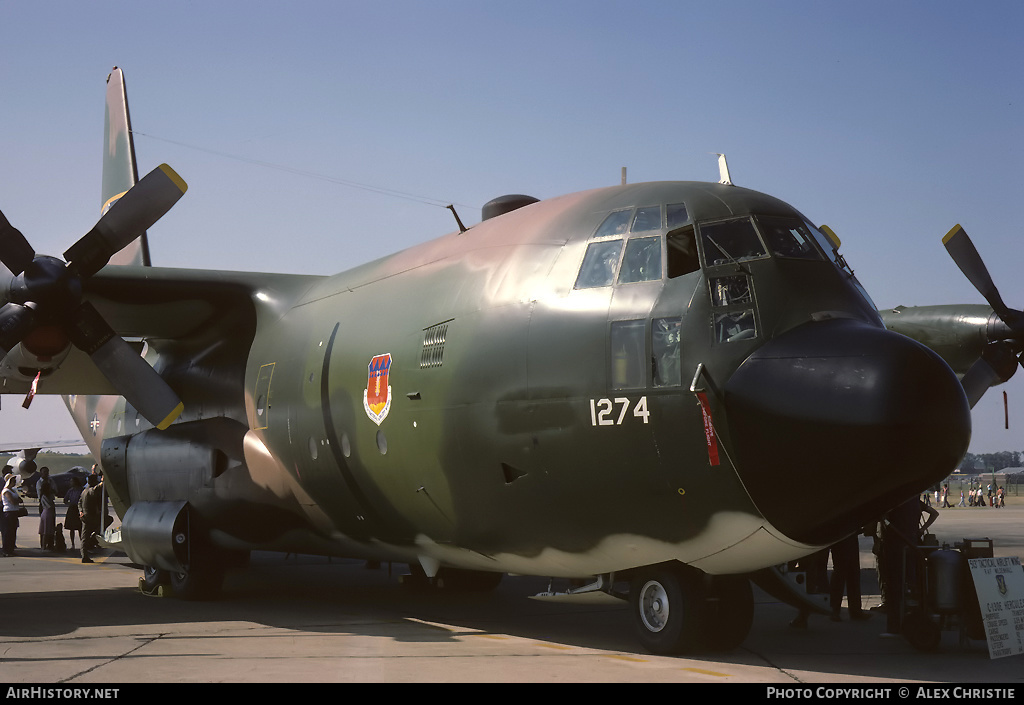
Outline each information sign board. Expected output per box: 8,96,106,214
968,556,1024,659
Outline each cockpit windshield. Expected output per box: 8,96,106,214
754,216,823,260
576,239,623,288
618,236,662,283
802,220,880,310
699,218,767,266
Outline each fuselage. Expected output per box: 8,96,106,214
70,180,972,579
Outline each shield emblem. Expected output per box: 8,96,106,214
363,353,393,425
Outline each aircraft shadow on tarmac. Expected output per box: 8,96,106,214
0,552,631,646
1,550,1011,682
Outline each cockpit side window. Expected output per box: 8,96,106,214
618,236,662,284
699,218,767,267
594,210,632,238
667,225,699,278
575,239,623,289
755,216,823,260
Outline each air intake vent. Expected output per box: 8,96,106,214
420,321,450,369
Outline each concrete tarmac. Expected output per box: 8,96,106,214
1,500,1023,683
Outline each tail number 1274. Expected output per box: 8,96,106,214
589,397,650,426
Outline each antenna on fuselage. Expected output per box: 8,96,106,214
715,153,733,185
446,204,467,233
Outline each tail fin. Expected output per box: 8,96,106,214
102,66,151,267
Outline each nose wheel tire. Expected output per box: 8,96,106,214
699,575,754,652
631,564,704,655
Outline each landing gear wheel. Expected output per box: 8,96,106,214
168,545,226,601
630,564,705,655
699,575,754,652
169,561,225,600
141,565,169,593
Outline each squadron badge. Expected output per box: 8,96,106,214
363,353,393,425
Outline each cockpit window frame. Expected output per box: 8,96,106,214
617,235,663,284
752,215,826,261
576,205,677,290
593,209,633,238
575,238,626,289
630,205,663,233
696,216,770,269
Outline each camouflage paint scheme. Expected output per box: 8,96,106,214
63,162,966,578
5,69,1008,653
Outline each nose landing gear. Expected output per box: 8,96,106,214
630,563,753,655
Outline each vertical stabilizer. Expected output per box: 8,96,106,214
103,67,151,266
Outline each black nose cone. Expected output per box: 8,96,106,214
724,318,970,546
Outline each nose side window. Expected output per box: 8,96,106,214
652,317,682,387
610,320,646,389
709,274,757,343
710,275,752,306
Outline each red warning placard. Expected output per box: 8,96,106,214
696,391,720,466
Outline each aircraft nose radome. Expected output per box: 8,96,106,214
724,318,970,547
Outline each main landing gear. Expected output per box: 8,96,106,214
630,563,753,655
140,544,246,600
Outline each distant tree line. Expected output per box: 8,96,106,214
959,451,1022,473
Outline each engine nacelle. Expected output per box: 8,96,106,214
2,449,39,482
120,500,191,573
0,326,72,382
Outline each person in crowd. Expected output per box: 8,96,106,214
36,467,56,550
1,474,24,557
63,475,85,549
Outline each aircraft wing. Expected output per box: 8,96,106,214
0,266,324,396
0,440,88,454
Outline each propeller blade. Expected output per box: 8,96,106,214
64,164,188,277
943,225,1014,321
66,302,183,429
0,302,35,356
0,210,36,276
959,341,1019,409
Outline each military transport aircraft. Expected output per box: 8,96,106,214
1,442,88,486
0,68,1019,655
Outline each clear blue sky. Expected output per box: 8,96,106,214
0,1,1021,452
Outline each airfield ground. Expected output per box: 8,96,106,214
1,501,1022,683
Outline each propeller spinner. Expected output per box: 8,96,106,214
0,164,187,429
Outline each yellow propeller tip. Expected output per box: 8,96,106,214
942,224,964,244
156,402,184,430
157,164,188,195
